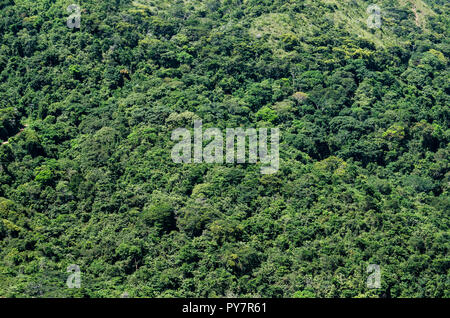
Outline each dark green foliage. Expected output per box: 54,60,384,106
141,202,176,233
0,0,448,298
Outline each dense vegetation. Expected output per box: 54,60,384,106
0,0,448,298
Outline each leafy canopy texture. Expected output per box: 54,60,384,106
0,0,449,297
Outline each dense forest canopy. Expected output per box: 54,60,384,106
0,0,448,297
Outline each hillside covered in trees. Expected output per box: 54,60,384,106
0,0,449,297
